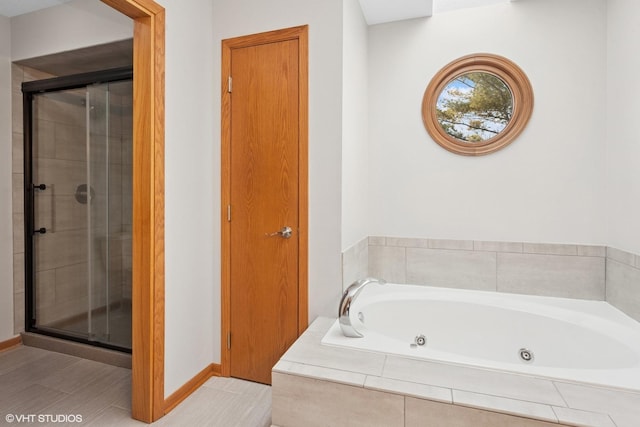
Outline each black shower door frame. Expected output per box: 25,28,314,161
22,67,133,353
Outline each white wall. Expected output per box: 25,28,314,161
161,0,217,397
0,15,14,342
368,0,607,245
7,0,218,397
10,0,131,61
212,0,345,325
606,0,640,254
341,0,370,250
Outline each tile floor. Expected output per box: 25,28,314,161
0,345,271,426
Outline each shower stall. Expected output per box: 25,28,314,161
22,68,133,352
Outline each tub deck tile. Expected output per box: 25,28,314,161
551,406,617,427
275,317,637,427
273,360,366,387
280,327,386,376
453,389,558,423
382,355,567,406
364,375,452,403
552,382,640,423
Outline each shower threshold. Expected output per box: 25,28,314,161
21,332,131,369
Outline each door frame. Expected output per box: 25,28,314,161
220,25,309,377
100,0,165,422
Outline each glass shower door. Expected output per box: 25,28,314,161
26,70,132,352
86,80,133,349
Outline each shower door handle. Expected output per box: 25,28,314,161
33,227,47,235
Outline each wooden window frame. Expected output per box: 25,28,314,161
422,53,534,156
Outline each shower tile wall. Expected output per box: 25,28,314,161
12,64,54,334
11,65,132,333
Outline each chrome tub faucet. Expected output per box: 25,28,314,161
338,277,386,338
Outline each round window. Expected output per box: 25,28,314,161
422,54,533,155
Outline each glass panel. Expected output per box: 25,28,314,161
436,72,513,143
32,88,91,340
87,80,132,349
31,78,132,351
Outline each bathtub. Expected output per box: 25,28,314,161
321,283,640,392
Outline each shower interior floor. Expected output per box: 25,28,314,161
40,300,132,350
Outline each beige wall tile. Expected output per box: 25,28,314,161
386,237,429,248
497,253,605,300
523,243,578,256
368,236,386,246
13,291,24,334
606,259,640,322
406,248,496,291
34,228,87,271
275,361,366,387
577,245,606,257
369,245,406,283
12,173,23,214
429,239,474,250
54,123,87,161
13,212,24,254
474,240,523,253
552,406,616,427
33,118,56,159
13,253,24,294
453,390,557,423
12,132,23,173
272,373,404,427
607,247,636,267
33,158,86,196
364,376,452,403
342,237,368,289
406,397,559,427
553,382,640,422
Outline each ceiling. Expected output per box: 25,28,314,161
359,0,518,25
0,0,519,24
0,0,75,18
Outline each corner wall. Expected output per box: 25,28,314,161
341,0,369,250
0,15,14,342
160,0,217,397
606,0,640,255
367,0,607,245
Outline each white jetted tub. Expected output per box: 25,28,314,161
321,282,640,391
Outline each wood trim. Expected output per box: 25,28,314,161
100,0,165,423
422,53,534,156
163,363,220,414
297,27,309,334
0,336,22,352
220,25,309,377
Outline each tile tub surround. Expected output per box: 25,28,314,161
271,317,636,427
343,237,640,317
367,237,606,299
606,247,640,322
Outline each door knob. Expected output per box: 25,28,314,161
267,226,293,239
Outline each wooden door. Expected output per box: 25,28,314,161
222,26,308,385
